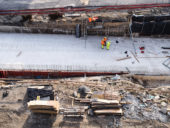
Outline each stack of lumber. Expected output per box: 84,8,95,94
91,99,123,116
28,100,59,114
63,106,87,117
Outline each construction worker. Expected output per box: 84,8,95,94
103,37,107,46
106,41,111,50
88,17,98,26
101,39,105,49
88,17,92,23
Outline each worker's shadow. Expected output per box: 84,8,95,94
59,116,83,128
22,113,56,128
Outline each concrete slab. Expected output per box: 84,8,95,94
0,33,169,75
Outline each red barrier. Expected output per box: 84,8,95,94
0,70,126,78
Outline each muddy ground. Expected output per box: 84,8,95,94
0,75,170,128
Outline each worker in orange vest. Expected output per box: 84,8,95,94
88,17,98,22
88,17,92,23
103,37,108,46
101,39,105,49
88,17,98,26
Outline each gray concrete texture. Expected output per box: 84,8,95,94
0,33,169,75
0,0,169,10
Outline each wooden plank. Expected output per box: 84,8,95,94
64,115,84,117
79,100,91,103
91,99,119,104
120,101,131,105
91,104,121,109
28,100,59,111
91,102,119,106
116,57,131,61
94,108,123,115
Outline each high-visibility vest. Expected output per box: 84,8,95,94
107,42,111,47
101,40,105,45
88,17,92,22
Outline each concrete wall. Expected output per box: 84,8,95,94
0,0,169,10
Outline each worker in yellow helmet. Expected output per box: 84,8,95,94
106,41,111,50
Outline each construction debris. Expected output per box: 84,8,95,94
2,90,8,98
63,106,87,117
77,85,92,98
0,75,170,128
27,85,54,101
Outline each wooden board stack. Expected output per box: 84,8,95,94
91,99,123,116
28,100,59,114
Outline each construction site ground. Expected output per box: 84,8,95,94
0,2,170,128
0,75,170,128
0,33,169,75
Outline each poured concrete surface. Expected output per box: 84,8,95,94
0,0,169,10
0,33,169,75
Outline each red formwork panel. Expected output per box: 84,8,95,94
0,70,126,78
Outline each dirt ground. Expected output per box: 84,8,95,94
0,75,170,128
